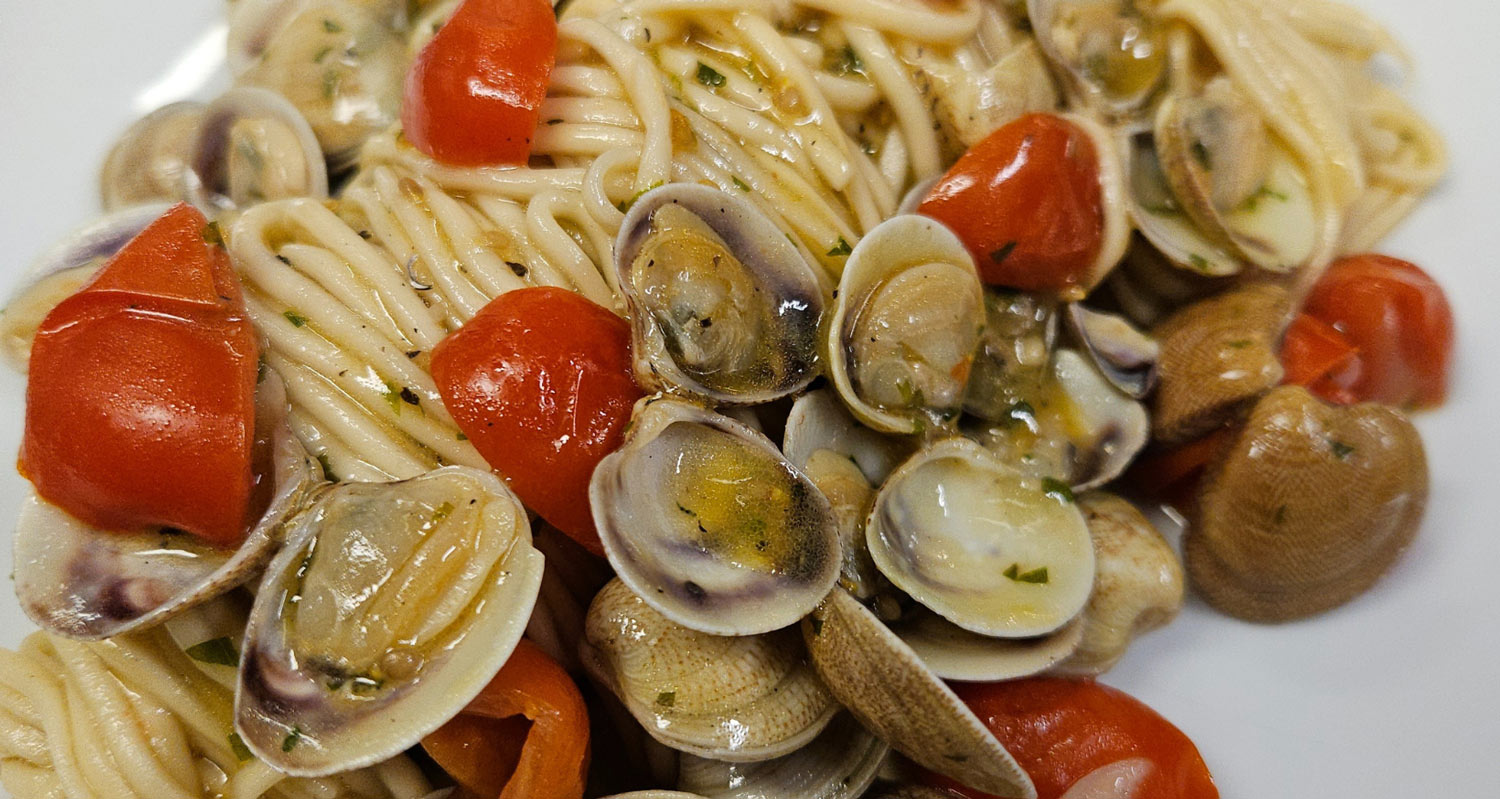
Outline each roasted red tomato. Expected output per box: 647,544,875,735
402,0,558,166
432,287,641,555
1279,312,1363,406
1300,254,1454,408
422,639,590,799
919,113,1105,294
21,203,260,548
927,678,1218,799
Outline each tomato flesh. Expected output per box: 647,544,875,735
919,113,1105,294
1300,254,1453,408
402,0,558,166
1280,312,1363,406
422,638,590,799
927,678,1218,799
432,287,641,555
21,204,259,548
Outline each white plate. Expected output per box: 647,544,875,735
2,1,1498,795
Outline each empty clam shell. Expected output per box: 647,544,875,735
591,396,841,636
1065,304,1159,400
236,466,543,776
802,589,1036,798
615,184,825,405
583,578,838,763
187,87,329,212
100,102,205,210
677,712,888,799
866,437,1095,638
13,374,320,639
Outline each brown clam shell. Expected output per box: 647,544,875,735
1150,283,1289,446
801,589,1036,799
1185,386,1428,622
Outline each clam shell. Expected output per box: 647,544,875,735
1185,386,1427,622
591,396,841,636
13,374,320,639
236,466,543,776
1027,0,1168,120
1065,304,1159,400
892,610,1084,682
100,103,205,210
188,87,329,212
827,215,985,435
677,712,888,799
802,589,1036,799
866,437,1095,638
1054,493,1183,676
615,184,825,405
583,578,838,763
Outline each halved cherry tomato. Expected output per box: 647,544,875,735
422,638,590,799
1127,428,1236,511
21,204,259,548
1279,313,1362,406
402,0,557,166
1300,254,1454,408
919,113,1105,294
926,678,1218,799
432,287,641,555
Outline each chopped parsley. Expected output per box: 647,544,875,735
990,240,1019,265
1004,563,1050,584
731,175,751,192
656,690,676,708
322,18,342,33
1041,477,1075,504
283,310,308,328
316,453,338,483
831,45,863,76
185,637,239,667
1238,184,1289,212
228,732,253,762
201,221,224,247
696,62,726,88
282,727,303,753
456,431,469,441
827,237,853,257
1188,253,1211,271
1329,439,1356,460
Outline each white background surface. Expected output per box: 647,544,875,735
2,1,1498,796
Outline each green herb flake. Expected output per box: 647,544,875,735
1228,339,1254,349
430,501,456,524
1274,504,1289,525
831,45,864,76
456,431,469,441
1188,253,1211,271
228,731,253,762
696,62,727,88
990,240,1019,265
656,690,676,708
619,181,663,214
321,69,341,101
1238,184,1289,212
545,118,564,125
282,727,303,753
283,310,308,328
316,453,338,483
731,175,751,192
1018,567,1050,584
1041,477,1075,504
1003,563,1021,581
186,637,239,667
1329,439,1356,460
201,221,224,247
314,46,334,64
322,18,342,33
827,237,853,257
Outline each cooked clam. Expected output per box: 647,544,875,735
100,102,205,210
237,466,543,776
1150,283,1288,447
1028,0,1168,118
1055,492,1183,676
1065,304,1159,399
1124,130,1242,278
1154,77,1319,273
803,589,1036,798
13,375,320,639
237,0,407,165
615,184,824,404
676,713,888,799
784,390,915,600
583,579,838,763
828,215,985,435
892,609,1084,682
866,437,1095,638
1185,386,1427,622
187,87,329,212
591,396,840,636
963,290,1057,423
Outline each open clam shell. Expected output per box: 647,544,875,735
802,589,1036,799
677,712,889,799
615,184,825,405
100,102,206,210
1064,304,1159,400
1027,0,1168,120
827,215,985,435
583,578,838,763
892,610,1085,683
13,374,320,639
187,87,329,213
236,466,543,776
591,396,841,636
866,437,1095,639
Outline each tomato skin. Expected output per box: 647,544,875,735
402,0,557,166
1301,254,1453,408
1279,313,1363,406
21,204,259,548
927,678,1218,799
422,639,590,799
919,113,1105,294
432,287,641,555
